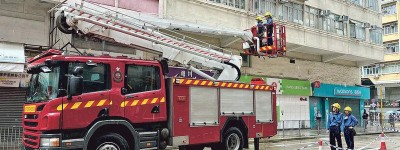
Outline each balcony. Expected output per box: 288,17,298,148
382,14,397,24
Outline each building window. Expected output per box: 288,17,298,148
280,2,303,24
209,0,246,9
253,0,277,16
382,63,400,74
384,42,399,54
370,28,383,44
304,6,322,29
240,53,251,67
350,0,379,11
350,20,366,41
362,65,379,76
383,22,398,35
382,4,397,15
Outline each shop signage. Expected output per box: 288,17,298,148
313,83,370,99
0,72,30,87
334,88,362,97
281,79,311,96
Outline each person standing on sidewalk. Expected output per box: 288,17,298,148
362,109,368,130
316,110,322,134
326,103,344,150
344,106,358,150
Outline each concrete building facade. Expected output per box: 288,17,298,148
362,0,400,110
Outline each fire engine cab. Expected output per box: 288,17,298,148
22,1,280,150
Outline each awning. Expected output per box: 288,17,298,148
0,42,25,73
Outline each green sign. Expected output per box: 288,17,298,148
281,79,311,96
239,75,254,83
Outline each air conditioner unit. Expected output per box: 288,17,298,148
341,15,349,22
322,10,331,16
362,23,371,28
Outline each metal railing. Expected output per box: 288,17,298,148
276,119,400,138
0,126,23,150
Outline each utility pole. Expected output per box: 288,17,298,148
380,85,383,132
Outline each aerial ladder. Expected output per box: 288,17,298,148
55,1,286,81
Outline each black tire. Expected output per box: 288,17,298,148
90,133,130,150
222,127,244,150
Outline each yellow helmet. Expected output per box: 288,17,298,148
331,103,341,109
256,16,263,21
344,106,352,112
265,12,272,17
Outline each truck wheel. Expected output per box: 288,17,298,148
222,127,244,150
91,133,130,150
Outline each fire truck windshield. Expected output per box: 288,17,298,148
26,66,60,103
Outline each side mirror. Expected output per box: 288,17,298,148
67,66,83,100
160,59,169,75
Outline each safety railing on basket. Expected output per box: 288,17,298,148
0,126,23,150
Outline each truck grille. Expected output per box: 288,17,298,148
24,121,38,127
23,130,40,148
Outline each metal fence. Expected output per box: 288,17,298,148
276,119,400,138
0,126,23,150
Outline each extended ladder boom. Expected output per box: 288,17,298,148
55,2,242,81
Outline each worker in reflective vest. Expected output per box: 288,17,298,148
264,12,273,46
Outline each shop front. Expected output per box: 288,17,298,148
267,78,312,129
311,83,370,128
0,42,30,127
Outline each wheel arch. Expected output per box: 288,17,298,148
83,119,140,150
220,117,249,148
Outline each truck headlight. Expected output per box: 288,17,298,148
40,138,60,147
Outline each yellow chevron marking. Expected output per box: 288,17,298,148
141,99,149,105
131,100,139,106
179,79,185,84
109,101,113,105
221,83,226,87
173,78,176,83
186,80,192,84
266,86,270,90
208,82,213,86
121,101,129,107
239,84,244,88
97,99,107,106
233,84,238,88
227,83,233,87
245,85,250,88
160,97,165,103
193,80,200,85
85,101,94,108
151,98,159,104
71,102,82,110
260,86,265,90
57,103,69,111
200,81,207,85
255,85,260,89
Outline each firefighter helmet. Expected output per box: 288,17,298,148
331,103,341,109
344,106,352,112
265,12,272,17
256,16,263,21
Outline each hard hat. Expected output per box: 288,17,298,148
256,16,263,21
344,106,352,112
331,103,341,109
265,12,272,17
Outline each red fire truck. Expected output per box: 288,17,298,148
22,1,284,150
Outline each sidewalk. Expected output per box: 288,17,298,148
262,126,396,143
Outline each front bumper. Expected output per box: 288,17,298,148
23,136,84,150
